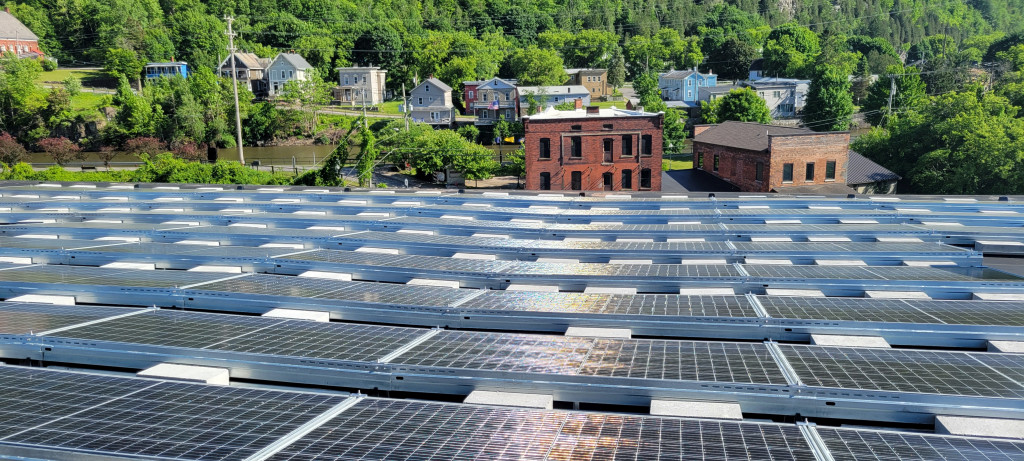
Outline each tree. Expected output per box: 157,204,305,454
762,24,821,79
124,137,165,157
0,132,27,165
38,136,83,165
523,91,543,115
244,102,279,145
803,65,854,131
700,88,771,124
457,125,479,143
508,46,565,86
608,46,626,89
104,48,144,89
111,76,155,141
706,37,758,81
633,72,665,112
662,108,688,154
862,65,928,126
0,53,42,138
355,128,378,187
62,75,81,98
279,69,333,135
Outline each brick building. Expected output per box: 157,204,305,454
565,68,610,100
0,8,41,58
524,107,664,191
693,122,849,192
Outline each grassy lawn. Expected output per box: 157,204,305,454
589,100,630,108
35,68,115,89
662,159,693,171
72,91,109,111
378,100,404,114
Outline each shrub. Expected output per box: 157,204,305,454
37,137,83,165
171,140,204,162
0,133,27,166
124,137,165,157
40,58,57,71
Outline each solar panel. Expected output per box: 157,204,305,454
47,309,278,349
743,265,1001,282
758,297,946,324
267,398,818,461
283,249,512,272
779,345,1024,398
730,242,967,254
505,263,741,278
393,331,595,374
970,353,1024,386
578,340,788,384
459,293,758,317
0,265,223,288
209,320,429,362
192,274,467,307
0,366,142,438
4,378,347,460
0,302,130,334
901,300,1024,326
817,427,1024,460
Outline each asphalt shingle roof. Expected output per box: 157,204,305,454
693,121,815,152
846,150,900,185
0,11,36,41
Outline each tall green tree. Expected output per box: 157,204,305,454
862,65,928,126
104,48,145,89
700,88,771,124
762,24,821,79
608,46,626,89
507,46,565,86
355,127,378,187
802,64,854,131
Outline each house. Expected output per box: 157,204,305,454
697,84,742,105
565,68,610,100
0,8,41,57
267,53,313,97
517,85,591,116
462,80,483,114
659,69,717,106
217,52,271,98
523,106,664,191
692,121,850,193
846,151,900,194
749,58,765,80
471,77,518,125
144,62,188,80
335,66,387,106
746,77,809,118
409,77,455,126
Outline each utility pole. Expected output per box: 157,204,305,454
885,74,896,126
225,15,245,164
402,82,409,132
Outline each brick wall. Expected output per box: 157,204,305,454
0,39,41,55
693,143,771,192
767,133,849,190
524,113,663,191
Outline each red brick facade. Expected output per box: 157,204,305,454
0,39,40,56
693,123,848,193
524,109,663,191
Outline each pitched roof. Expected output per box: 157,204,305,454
661,69,714,80
516,85,589,96
0,11,37,41
418,77,452,92
275,53,313,70
749,58,764,71
846,150,900,185
693,121,815,152
221,52,265,70
746,77,809,88
477,77,516,90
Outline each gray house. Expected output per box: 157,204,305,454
267,53,314,97
746,77,809,118
217,52,271,98
408,78,455,126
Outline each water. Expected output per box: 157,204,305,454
217,144,338,166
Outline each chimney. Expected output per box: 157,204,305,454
585,105,599,114
693,125,714,136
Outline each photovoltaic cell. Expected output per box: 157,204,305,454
268,398,817,461
817,427,1024,461
192,273,467,307
758,297,946,324
460,293,758,317
209,320,428,362
0,265,223,288
3,380,347,460
48,309,279,349
393,331,595,374
578,340,787,384
901,300,1024,327
0,302,131,334
743,265,996,282
779,345,1024,398
505,263,741,278
730,242,967,255
970,353,1024,386
283,249,512,272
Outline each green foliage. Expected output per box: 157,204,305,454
662,108,688,152
623,29,702,79
608,46,626,89
104,48,144,81
62,75,82,98
802,65,854,132
355,128,378,187
862,65,928,126
853,88,1024,194
553,101,576,111
762,24,821,79
508,46,565,86
700,88,771,124
457,125,480,143
39,58,57,72
633,72,664,111
705,37,758,81
0,132,26,165
0,53,43,138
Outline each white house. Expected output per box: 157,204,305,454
267,53,313,97
335,66,387,106
746,77,809,118
516,85,591,116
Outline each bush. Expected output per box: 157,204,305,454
0,133,27,166
40,58,57,71
38,137,84,165
124,137,165,157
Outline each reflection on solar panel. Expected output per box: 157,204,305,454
0,302,130,334
762,297,1024,326
0,265,222,287
394,331,594,374
51,309,277,349
194,274,467,306
817,427,1024,461
901,300,1024,326
210,320,427,362
743,265,995,281
461,293,758,317
506,263,742,277
285,249,512,272
579,340,787,383
267,398,818,461
780,345,1024,398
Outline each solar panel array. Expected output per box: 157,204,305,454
1,186,1023,459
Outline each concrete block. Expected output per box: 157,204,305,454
815,260,867,266
616,238,653,242
263,308,330,323
101,262,155,270
745,258,793,265
229,223,267,228
680,259,728,264
591,207,620,211
528,205,559,210
257,187,286,192
407,278,461,289
98,196,128,201
766,289,825,297
414,190,442,194
464,391,553,409
298,271,352,281
7,295,75,305
397,229,433,235
903,260,956,266
221,208,253,213
865,291,930,299
739,205,769,209
565,327,631,339
368,190,394,194
153,197,184,202
271,198,301,203
355,247,400,255
536,194,564,198
974,293,1024,301
808,236,851,242
337,199,367,205
942,197,976,202
536,258,579,264
95,236,141,242
393,200,422,206
895,208,930,213
482,192,508,197
259,243,305,250
163,221,199,226
294,211,327,216
921,221,963,226
935,415,1024,439
87,220,123,224
188,265,242,273
980,209,1018,214
877,237,923,243
668,238,706,242
564,237,600,243
462,203,492,207
15,234,58,239
357,212,390,217
0,257,32,264
177,240,219,246
840,219,879,224
453,253,496,260
99,207,131,212
583,287,637,295
608,259,653,264
988,341,1024,353
215,197,244,202
650,400,742,420
869,196,899,201
809,206,841,210
506,284,559,293
595,222,623,226
765,219,801,224
473,233,510,239
151,208,185,213
604,194,631,199
441,215,474,220
18,219,57,224
679,288,735,295
811,334,890,348
751,237,792,242
307,226,346,231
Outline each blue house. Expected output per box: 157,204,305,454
144,62,189,80
658,68,716,107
